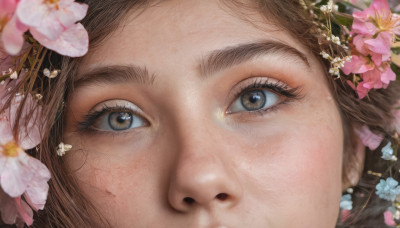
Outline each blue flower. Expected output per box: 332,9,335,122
339,194,353,210
381,142,396,161
376,177,400,201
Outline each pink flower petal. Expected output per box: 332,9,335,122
13,197,33,226
354,125,383,149
353,35,369,55
369,0,391,14
0,191,32,226
371,53,383,66
380,65,396,84
1,151,33,197
341,209,351,223
1,16,26,55
356,82,370,99
342,55,374,75
364,32,392,56
31,23,88,57
57,1,88,28
384,210,396,226
351,19,378,36
0,0,18,17
362,69,384,89
16,0,49,27
23,157,51,211
32,13,64,41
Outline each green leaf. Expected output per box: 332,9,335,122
335,2,346,13
334,14,353,27
391,63,400,80
315,0,329,7
28,56,35,67
392,47,400,55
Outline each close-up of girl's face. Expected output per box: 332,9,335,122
63,0,346,227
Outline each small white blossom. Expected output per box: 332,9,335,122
346,188,354,194
344,56,352,62
331,35,341,45
320,51,330,59
320,5,328,13
43,68,50,77
320,0,334,13
57,142,72,156
329,67,340,76
35,94,43,100
43,68,59,78
10,71,18,79
333,4,339,11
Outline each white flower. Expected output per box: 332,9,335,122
43,68,59,78
320,51,330,59
331,35,341,45
9,71,18,80
57,142,72,156
320,0,334,13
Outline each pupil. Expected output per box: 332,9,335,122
241,90,266,111
109,112,133,130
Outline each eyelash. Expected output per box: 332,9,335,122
77,105,143,133
76,79,301,133
230,78,301,114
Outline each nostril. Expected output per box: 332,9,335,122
183,197,195,205
216,193,228,201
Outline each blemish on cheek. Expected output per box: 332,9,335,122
105,189,117,198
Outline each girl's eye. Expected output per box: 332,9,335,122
93,111,146,131
229,89,280,113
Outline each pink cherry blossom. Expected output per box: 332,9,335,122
354,125,383,150
352,0,400,37
16,0,88,57
0,0,88,56
0,85,50,226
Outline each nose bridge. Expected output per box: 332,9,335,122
167,111,242,212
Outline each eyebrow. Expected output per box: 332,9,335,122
74,40,310,87
199,40,310,76
74,65,155,88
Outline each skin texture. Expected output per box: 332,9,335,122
63,0,347,227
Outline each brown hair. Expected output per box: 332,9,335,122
16,0,399,227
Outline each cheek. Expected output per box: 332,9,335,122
63,134,160,222
233,102,343,226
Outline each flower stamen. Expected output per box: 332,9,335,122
2,142,21,157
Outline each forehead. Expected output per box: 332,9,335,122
79,0,311,74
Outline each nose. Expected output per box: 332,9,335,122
168,130,243,212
